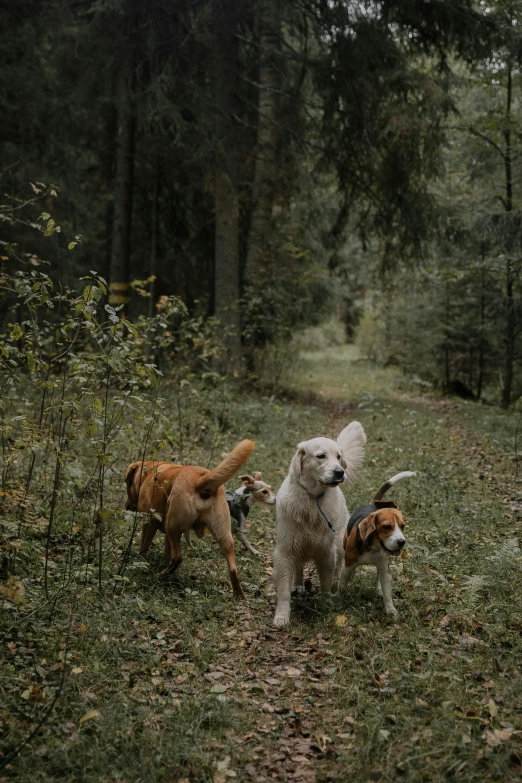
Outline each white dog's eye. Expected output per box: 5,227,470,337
317,454,326,460
337,454,341,460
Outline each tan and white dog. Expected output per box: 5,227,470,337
339,471,415,614
272,422,367,628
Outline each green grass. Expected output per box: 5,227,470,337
1,346,522,782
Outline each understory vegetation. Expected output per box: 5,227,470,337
2,339,522,782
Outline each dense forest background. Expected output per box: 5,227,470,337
1,0,522,406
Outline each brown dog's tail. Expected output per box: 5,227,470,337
196,440,255,494
373,471,416,503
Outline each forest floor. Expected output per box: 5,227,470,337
2,345,522,783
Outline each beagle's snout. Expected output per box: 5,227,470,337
396,538,406,548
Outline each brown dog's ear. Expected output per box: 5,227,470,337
358,512,378,543
251,471,263,480
290,446,306,478
239,474,255,488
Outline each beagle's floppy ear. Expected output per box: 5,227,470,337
358,512,378,543
239,474,255,488
251,471,263,480
290,445,306,478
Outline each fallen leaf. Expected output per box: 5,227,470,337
20,685,44,702
79,709,100,725
216,756,237,778
211,684,230,694
487,698,498,718
335,615,348,627
284,667,301,678
71,667,83,675
483,727,513,747
458,634,481,648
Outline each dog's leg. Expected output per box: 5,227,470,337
316,549,336,595
339,564,356,593
332,541,345,594
235,529,260,556
273,548,294,627
209,526,245,598
377,566,397,615
293,563,305,596
160,531,183,576
139,517,161,554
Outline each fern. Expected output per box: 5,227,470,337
486,537,520,564
460,574,489,606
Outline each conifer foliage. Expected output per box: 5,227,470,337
1,0,521,401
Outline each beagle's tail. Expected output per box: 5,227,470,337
196,439,255,494
373,471,416,503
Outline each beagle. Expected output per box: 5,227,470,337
339,471,415,615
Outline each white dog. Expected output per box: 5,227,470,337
272,422,366,627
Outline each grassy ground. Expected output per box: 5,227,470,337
1,345,522,782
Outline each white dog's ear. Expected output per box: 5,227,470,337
337,421,366,483
290,445,306,478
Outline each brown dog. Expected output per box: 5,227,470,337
125,439,255,597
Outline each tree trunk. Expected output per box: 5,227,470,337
444,281,450,392
109,9,136,311
477,264,485,400
214,0,241,368
244,0,281,284
148,168,159,319
501,63,514,409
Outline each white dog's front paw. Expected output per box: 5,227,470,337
384,604,398,616
273,613,290,628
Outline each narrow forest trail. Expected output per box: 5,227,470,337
3,348,522,783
